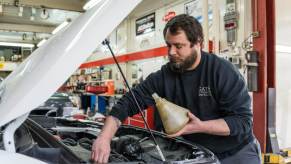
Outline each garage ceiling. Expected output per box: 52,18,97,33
0,0,178,45
0,0,86,44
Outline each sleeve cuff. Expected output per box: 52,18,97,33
109,106,128,122
223,116,237,136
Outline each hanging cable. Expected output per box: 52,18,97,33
102,39,166,162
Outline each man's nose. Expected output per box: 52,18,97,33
168,46,177,56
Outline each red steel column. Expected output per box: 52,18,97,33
266,0,276,88
252,0,275,152
252,0,267,151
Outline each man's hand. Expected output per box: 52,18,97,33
90,116,121,163
167,112,230,137
167,112,204,138
91,135,111,163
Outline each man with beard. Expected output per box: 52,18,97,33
91,14,261,164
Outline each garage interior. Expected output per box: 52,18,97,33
0,0,290,163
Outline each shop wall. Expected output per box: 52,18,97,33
85,0,252,62
80,0,253,88
85,0,188,62
128,0,186,53
105,63,127,90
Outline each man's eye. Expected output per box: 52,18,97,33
176,45,182,49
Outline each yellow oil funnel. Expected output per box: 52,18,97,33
152,93,189,135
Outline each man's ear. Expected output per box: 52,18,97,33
191,42,201,50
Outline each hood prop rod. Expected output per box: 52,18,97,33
102,39,165,162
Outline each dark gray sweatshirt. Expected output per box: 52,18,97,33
110,51,254,159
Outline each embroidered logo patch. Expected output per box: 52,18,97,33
199,86,212,97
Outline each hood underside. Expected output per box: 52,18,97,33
0,0,141,127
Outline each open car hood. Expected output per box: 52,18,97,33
0,0,141,127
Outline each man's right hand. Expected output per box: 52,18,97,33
91,135,111,163
90,116,121,163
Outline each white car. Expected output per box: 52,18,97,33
0,0,219,163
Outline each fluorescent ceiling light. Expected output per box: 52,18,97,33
30,7,36,21
276,45,291,53
52,20,70,35
0,42,35,48
83,0,103,10
18,6,23,17
37,39,47,47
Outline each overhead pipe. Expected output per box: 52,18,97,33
202,0,209,52
212,0,220,55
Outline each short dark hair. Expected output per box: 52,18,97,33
163,14,204,46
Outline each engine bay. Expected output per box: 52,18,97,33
33,117,219,163
0,117,219,163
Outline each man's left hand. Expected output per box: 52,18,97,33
167,112,205,138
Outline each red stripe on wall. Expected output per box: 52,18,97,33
79,46,168,69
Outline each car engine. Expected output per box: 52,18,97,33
0,117,219,163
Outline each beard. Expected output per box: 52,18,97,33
168,50,198,73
